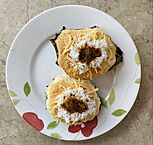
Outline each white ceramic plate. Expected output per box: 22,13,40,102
6,5,141,140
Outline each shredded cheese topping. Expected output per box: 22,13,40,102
69,33,108,74
87,88,99,94
57,87,96,123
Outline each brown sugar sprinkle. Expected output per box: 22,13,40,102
61,96,88,114
78,46,101,64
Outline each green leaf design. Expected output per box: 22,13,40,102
24,82,31,97
8,90,17,97
135,78,141,84
50,133,62,139
112,109,127,117
12,99,20,106
135,52,140,65
47,121,59,129
108,88,115,105
100,97,108,108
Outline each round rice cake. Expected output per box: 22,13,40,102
51,27,122,80
46,75,101,125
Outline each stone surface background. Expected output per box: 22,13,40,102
0,0,152,145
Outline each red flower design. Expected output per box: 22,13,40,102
23,112,44,131
68,116,98,137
